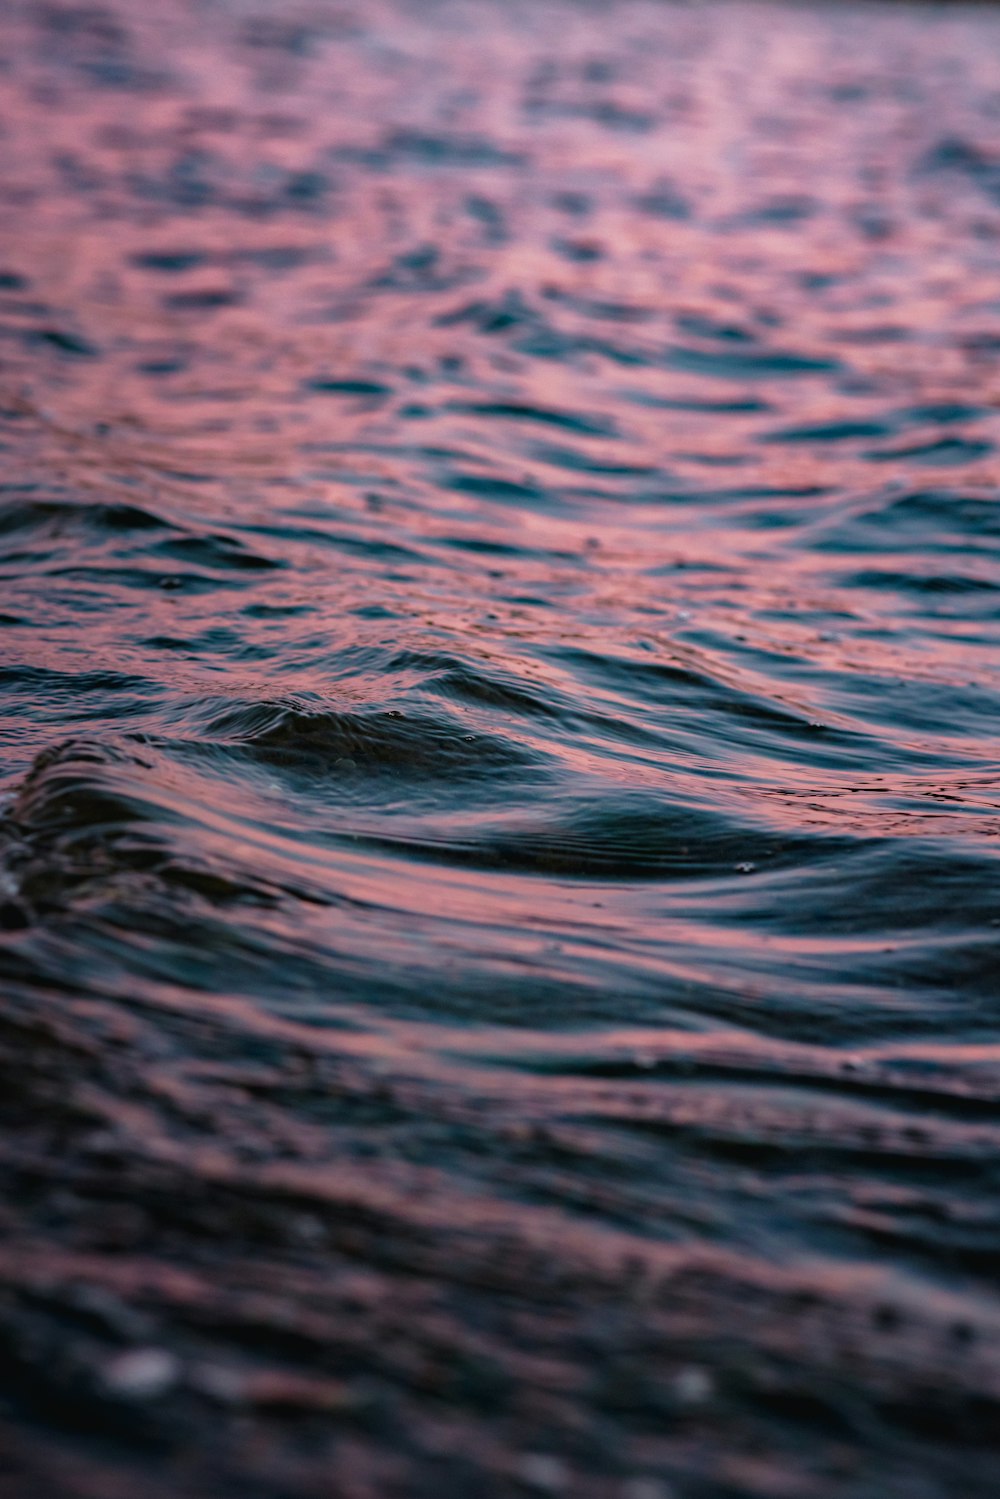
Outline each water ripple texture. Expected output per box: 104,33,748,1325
1,2,999,1496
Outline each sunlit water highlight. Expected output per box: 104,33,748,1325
0,2,999,1495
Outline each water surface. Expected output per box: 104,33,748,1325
1,2,999,1495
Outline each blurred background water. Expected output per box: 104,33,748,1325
0,2,999,1495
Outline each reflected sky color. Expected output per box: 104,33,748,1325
1,2,1000,1495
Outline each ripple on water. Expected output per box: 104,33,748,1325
1,0,1000,1495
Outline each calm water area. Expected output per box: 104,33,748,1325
0,1,999,1495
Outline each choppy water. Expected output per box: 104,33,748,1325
1,1,999,1495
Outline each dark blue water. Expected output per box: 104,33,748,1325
1,2,999,1495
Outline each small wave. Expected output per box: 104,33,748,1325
2,0,1000,1492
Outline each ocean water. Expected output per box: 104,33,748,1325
0,1,999,1495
